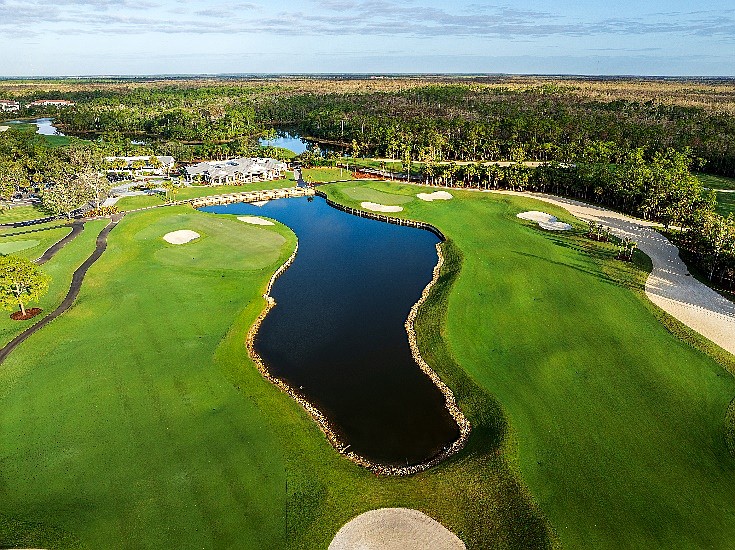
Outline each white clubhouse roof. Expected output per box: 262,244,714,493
185,157,287,178
105,155,175,166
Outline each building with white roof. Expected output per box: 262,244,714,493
0,100,20,112
26,99,75,108
105,156,175,176
184,158,287,185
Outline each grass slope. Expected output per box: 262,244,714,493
0,205,50,223
324,181,735,549
696,173,735,216
0,224,70,259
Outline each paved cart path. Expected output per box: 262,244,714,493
0,216,122,365
35,221,85,265
497,191,735,356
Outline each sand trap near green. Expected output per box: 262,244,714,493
163,230,200,244
361,202,403,213
237,216,275,226
417,191,453,202
0,239,40,255
517,210,572,231
330,508,465,550
341,186,413,206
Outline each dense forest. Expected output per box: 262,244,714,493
259,84,735,178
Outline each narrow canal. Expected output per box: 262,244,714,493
201,196,460,467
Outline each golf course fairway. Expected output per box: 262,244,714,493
0,182,734,549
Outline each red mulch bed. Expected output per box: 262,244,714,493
10,308,42,321
353,171,388,180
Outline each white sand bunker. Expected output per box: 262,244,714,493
517,211,572,231
163,230,200,244
417,190,453,202
361,201,403,213
539,220,573,231
330,508,465,550
237,216,275,226
517,210,556,223
0,126,9,133
251,200,270,207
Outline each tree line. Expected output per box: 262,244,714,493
259,85,735,178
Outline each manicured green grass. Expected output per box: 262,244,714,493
0,204,552,549
3,181,734,549
697,173,735,191
714,191,735,217
295,167,353,182
0,205,49,223
340,185,414,205
0,219,108,348
115,194,166,211
0,224,69,260
696,173,735,216
324,181,735,549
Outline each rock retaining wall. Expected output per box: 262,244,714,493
245,198,470,476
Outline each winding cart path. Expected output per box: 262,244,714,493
35,221,85,265
0,215,123,365
498,191,735,356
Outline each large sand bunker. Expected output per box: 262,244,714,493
329,508,465,550
361,202,404,213
417,190,453,202
163,230,200,244
237,216,275,226
517,211,572,231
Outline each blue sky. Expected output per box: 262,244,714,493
1,0,734,76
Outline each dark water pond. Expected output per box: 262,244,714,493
201,196,460,466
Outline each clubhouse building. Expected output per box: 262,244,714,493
184,158,287,184
26,99,76,108
0,100,20,112
105,155,176,176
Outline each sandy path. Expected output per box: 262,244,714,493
329,508,465,550
497,191,735,356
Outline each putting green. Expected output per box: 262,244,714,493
134,214,286,271
340,185,413,206
0,239,40,255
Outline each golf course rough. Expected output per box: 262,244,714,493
3,181,734,549
323,181,735,550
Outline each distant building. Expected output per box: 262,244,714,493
184,158,287,185
0,100,20,112
104,156,175,176
26,99,75,108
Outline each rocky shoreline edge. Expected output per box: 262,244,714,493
246,216,470,476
